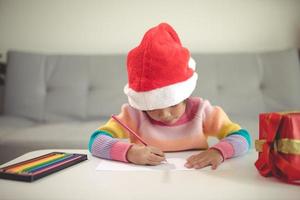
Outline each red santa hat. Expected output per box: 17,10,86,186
124,23,197,110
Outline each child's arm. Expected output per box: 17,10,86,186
202,105,251,160
88,105,165,164
88,118,133,162
185,101,251,169
89,122,165,164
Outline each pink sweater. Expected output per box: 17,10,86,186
89,97,250,162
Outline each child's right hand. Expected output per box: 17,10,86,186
126,144,165,165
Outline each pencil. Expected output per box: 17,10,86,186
6,153,65,173
111,115,168,163
111,115,148,146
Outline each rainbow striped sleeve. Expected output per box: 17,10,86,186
88,105,133,162
202,103,251,160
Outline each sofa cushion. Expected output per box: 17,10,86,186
193,49,300,117
0,120,105,164
5,52,46,121
5,52,128,122
0,115,36,137
193,53,265,117
259,49,300,111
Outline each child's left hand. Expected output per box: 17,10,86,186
185,148,223,170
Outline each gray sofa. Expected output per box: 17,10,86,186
0,49,299,164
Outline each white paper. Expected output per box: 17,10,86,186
96,158,193,171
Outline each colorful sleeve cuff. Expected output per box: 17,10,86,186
110,142,133,163
211,141,234,161
88,130,113,152
228,129,251,147
222,134,250,157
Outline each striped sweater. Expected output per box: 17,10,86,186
88,97,251,162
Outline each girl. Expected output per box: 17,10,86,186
88,23,251,169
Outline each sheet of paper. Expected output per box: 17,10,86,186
96,158,193,171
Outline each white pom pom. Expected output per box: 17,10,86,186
188,57,196,70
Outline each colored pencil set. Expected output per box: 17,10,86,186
0,152,87,182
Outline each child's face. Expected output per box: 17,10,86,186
145,101,186,125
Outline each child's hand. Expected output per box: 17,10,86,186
127,144,166,165
185,148,223,170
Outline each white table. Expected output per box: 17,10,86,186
0,149,299,200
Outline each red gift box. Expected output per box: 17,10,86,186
255,112,300,184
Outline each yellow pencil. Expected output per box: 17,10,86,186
7,153,65,173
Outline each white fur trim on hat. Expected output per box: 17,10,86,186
124,72,198,110
188,57,196,70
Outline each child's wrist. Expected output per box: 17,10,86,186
125,144,134,163
209,147,225,162
211,141,234,161
110,142,133,163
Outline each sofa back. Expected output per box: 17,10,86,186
193,49,300,117
4,49,300,122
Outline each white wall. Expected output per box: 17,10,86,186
0,0,300,62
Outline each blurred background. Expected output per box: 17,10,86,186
0,0,299,63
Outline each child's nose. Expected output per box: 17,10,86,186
160,109,171,119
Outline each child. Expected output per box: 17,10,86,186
88,23,251,169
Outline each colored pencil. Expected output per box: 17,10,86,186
0,152,88,182
31,155,82,175
111,115,167,163
25,154,74,173
111,115,148,146
1,152,57,171
6,153,65,173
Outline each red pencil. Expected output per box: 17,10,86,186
111,115,148,146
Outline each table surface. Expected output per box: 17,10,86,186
0,149,299,200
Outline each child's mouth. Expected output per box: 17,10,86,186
161,117,178,125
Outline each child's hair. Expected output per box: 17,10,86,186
124,23,198,111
